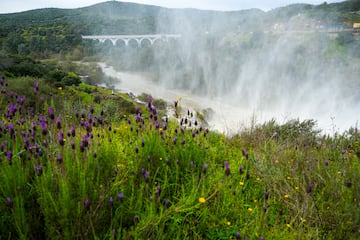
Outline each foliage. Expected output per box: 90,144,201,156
0,75,359,239
61,71,81,86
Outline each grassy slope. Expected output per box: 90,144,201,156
0,76,359,239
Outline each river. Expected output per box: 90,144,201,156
98,62,357,135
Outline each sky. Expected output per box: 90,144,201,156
0,0,345,14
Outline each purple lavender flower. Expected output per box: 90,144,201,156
152,106,157,116
190,161,194,170
38,147,43,156
89,104,94,114
8,123,15,138
81,110,85,119
242,148,249,160
18,96,26,104
236,232,241,239
7,197,13,208
135,114,141,123
224,161,230,176
84,198,90,212
55,117,62,129
144,171,149,183
246,171,250,180
163,122,167,130
163,198,169,208
202,163,208,174
147,97,152,109
34,163,43,176
239,165,244,175
58,131,64,146
7,151,12,165
57,154,63,164
141,138,145,147
117,193,124,202
69,126,75,137
82,135,89,148
306,182,313,194
109,197,114,207
40,121,47,135
173,136,177,145
135,146,139,154
156,185,161,197
98,117,103,125
80,141,85,152
325,159,329,166
264,190,269,200
48,107,55,120
85,121,92,133
32,121,36,130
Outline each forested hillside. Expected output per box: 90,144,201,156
0,0,360,59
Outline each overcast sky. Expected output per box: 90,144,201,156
0,0,344,14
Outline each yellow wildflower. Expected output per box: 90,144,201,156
286,224,291,228
239,181,244,186
199,197,206,203
275,160,279,164
226,221,231,226
58,87,62,91
284,194,289,199
248,208,253,212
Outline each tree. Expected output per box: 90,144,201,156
61,71,81,86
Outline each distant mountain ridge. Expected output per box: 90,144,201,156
0,0,359,35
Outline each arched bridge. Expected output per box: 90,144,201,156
82,34,181,47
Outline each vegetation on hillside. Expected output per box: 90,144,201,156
0,65,359,239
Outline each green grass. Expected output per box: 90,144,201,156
0,76,359,239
